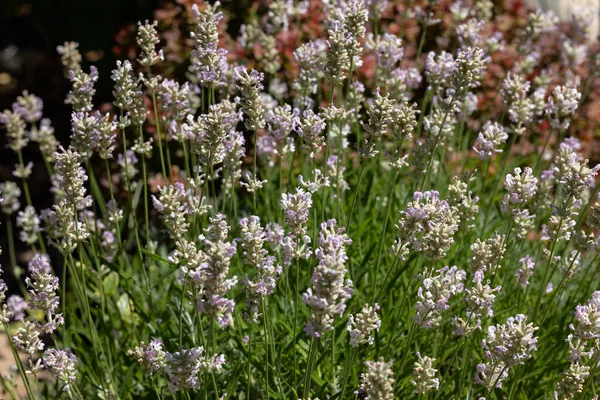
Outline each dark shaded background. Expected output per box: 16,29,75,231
0,0,159,273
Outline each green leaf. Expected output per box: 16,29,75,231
103,271,119,296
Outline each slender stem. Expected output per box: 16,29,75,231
2,322,36,399
247,328,253,399
346,164,365,231
303,337,317,399
339,346,357,399
418,93,457,191
151,92,168,179
532,216,564,322
293,257,300,391
262,301,270,397
372,170,399,301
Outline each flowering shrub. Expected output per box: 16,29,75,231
0,0,600,399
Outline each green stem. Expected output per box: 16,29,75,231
2,322,36,399
372,170,399,301
151,92,168,179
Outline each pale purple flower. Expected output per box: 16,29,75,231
0,181,21,215
347,303,381,347
44,349,78,393
295,109,326,158
6,295,27,321
414,266,466,329
570,291,600,341
473,121,508,160
164,346,224,391
12,91,43,123
357,358,395,400
410,353,439,394
129,339,167,375
303,219,353,337
196,214,238,327
26,254,63,334
515,255,535,288
65,66,99,112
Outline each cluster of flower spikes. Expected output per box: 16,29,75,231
392,190,461,261
129,339,225,392
475,314,539,389
552,291,600,398
0,252,77,393
414,265,466,329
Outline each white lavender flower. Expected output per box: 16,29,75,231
343,0,368,66
196,215,238,327
293,41,323,108
12,91,43,123
392,191,460,261
463,270,500,322
366,33,403,73
361,88,394,141
0,110,28,152
281,188,312,237
570,291,600,341
325,20,351,84
554,362,589,399
303,219,353,338
235,67,266,131
365,0,388,20
65,66,99,112
357,358,395,400
13,320,44,355
515,255,535,288
391,102,419,142
468,232,506,273
16,205,40,245
44,349,78,393
117,149,139,188
452,46,488,93
129,339,167,376
30,118,59,163
6,295,27,321
56,41,82,74
12,162,33,179
476,314,538,389
475,361,509,389
425,51,456,90
136,20,164,67
0,181,21,215
164,347,225,392
111,60,139,111
152,182,189,241
53,146,91,210
296,110,326,159
189,2,228,87
414,266,466,329
26,254,64,333
239,216,281,323
473,121,508,160
299,169,330,193
501,72,534,135
502,166,538,210
347,303,381,347
545,83,581,131
186,99,240,167
410,352,439,394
